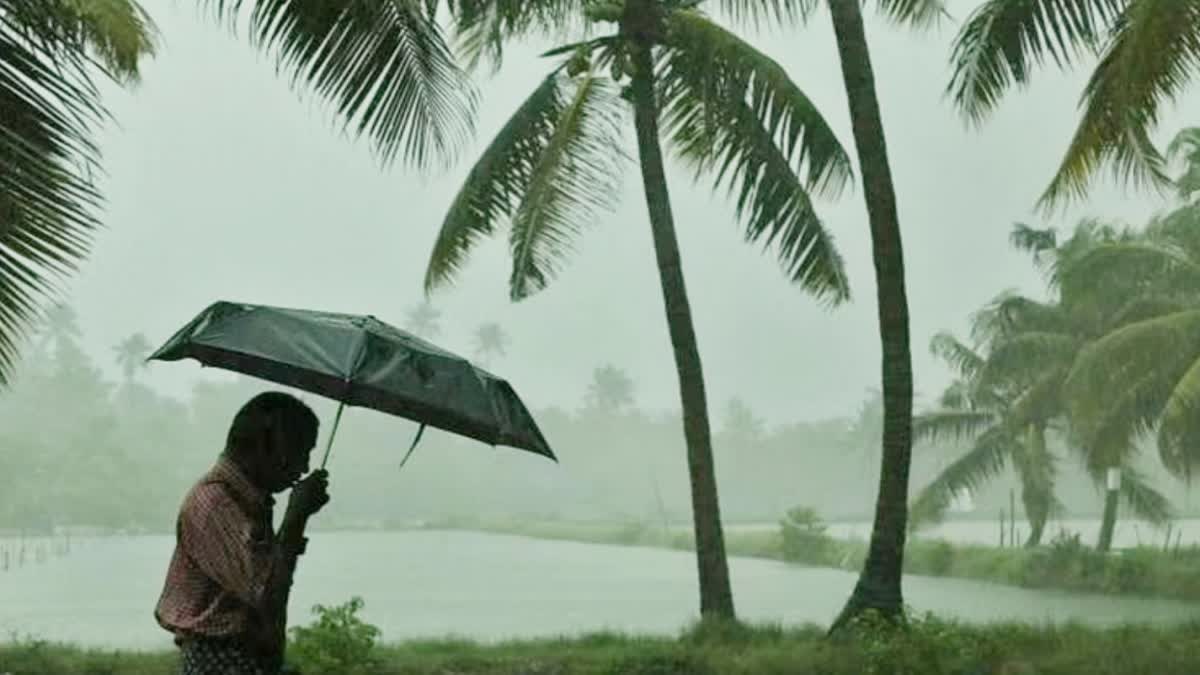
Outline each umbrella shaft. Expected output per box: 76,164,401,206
319,401,346,469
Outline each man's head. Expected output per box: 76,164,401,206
224,391,319,493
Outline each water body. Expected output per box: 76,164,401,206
1,531,1195,650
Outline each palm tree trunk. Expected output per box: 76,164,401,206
625,15,735,620
826,0,913,632
1097,487,1119,552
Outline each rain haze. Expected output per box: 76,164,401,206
4,0,1200,672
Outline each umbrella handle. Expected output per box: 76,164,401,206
319,401,346,469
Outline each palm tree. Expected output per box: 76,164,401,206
39,304,83,351
929,221,1173,551
0,0,156,386
585,364,636,413
912,330,1062,548
404,300,442,340
113,333,152,382
473,321,508,365
822,0,946,629
722,397,764,441
1059,202,1200,503
947,1,1200,209
425,0,859,620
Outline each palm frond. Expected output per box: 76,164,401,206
202,0,477,170
1058,241,1200,304
450,0,583,71
15,0,159,83
910,427,1013,527
508,73,627,300
1037,0,1200,209
946,0,1124,124
659,10,853,198
1006,367,1067,426
1156,355,1200,480
1119,466,1173,524
658,9,852,301
1064,313,1200,472
424,73,565,292
928,331,984,379
874,0,950,29
1167,127,1200,201
913,409,997,444
715,0,818,28
0,0,153,386
969,293,1069,346
981,332,1078,388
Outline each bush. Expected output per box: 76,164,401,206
779,506,836,565
288,597,382,675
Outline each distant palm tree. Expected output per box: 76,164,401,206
0,0,156,386
722,397,764,441
404,301,442,340
473,322,508,366
113,333,152,382
585,365,635,413
40,304,83,352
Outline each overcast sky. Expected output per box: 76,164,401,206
57,1,1197,426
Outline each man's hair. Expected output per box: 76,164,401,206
225,391,319,461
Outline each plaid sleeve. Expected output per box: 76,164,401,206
179,483,275,610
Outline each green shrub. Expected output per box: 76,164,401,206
288,597,382,675
779,506,836,565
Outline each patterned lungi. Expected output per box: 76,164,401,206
179,637,271,675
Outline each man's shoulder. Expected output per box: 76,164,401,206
180,477,237,519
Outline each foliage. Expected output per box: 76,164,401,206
288,596,383,675
0,0,157,387
778,505,834,563
12,620,1200,674
947,0,1200,211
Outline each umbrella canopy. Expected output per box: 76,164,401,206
148,301,556,466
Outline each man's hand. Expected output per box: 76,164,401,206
285,469,330,524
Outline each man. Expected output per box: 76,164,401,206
156,391,332,674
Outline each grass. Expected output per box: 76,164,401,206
421,514,1200,603
6,617,1200,674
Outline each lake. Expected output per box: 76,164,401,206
1,530,1196,650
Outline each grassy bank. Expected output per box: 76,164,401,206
6,616,1200,674
421,515,1200,603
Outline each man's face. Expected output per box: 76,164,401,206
263,431,315,494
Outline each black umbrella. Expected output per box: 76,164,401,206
148,300,556,468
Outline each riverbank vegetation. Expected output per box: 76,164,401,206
4,598,1200,675
424,511,1200,604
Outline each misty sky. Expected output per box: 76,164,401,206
59,1,1198,426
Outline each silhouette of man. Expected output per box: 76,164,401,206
155,392,331,674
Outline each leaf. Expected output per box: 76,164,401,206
946,0,1124,124
449,0,584,72
913,409,996,444
874,0,950,29
0,0,154,386
201,0,477,170
659,9,853,198
658,9,852,301
928,331,984,380
910,426,1013,527
714,0,818,28
424,73,565,293
508,73,627,300
1119,466,1172,524
1037,0,1200,210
